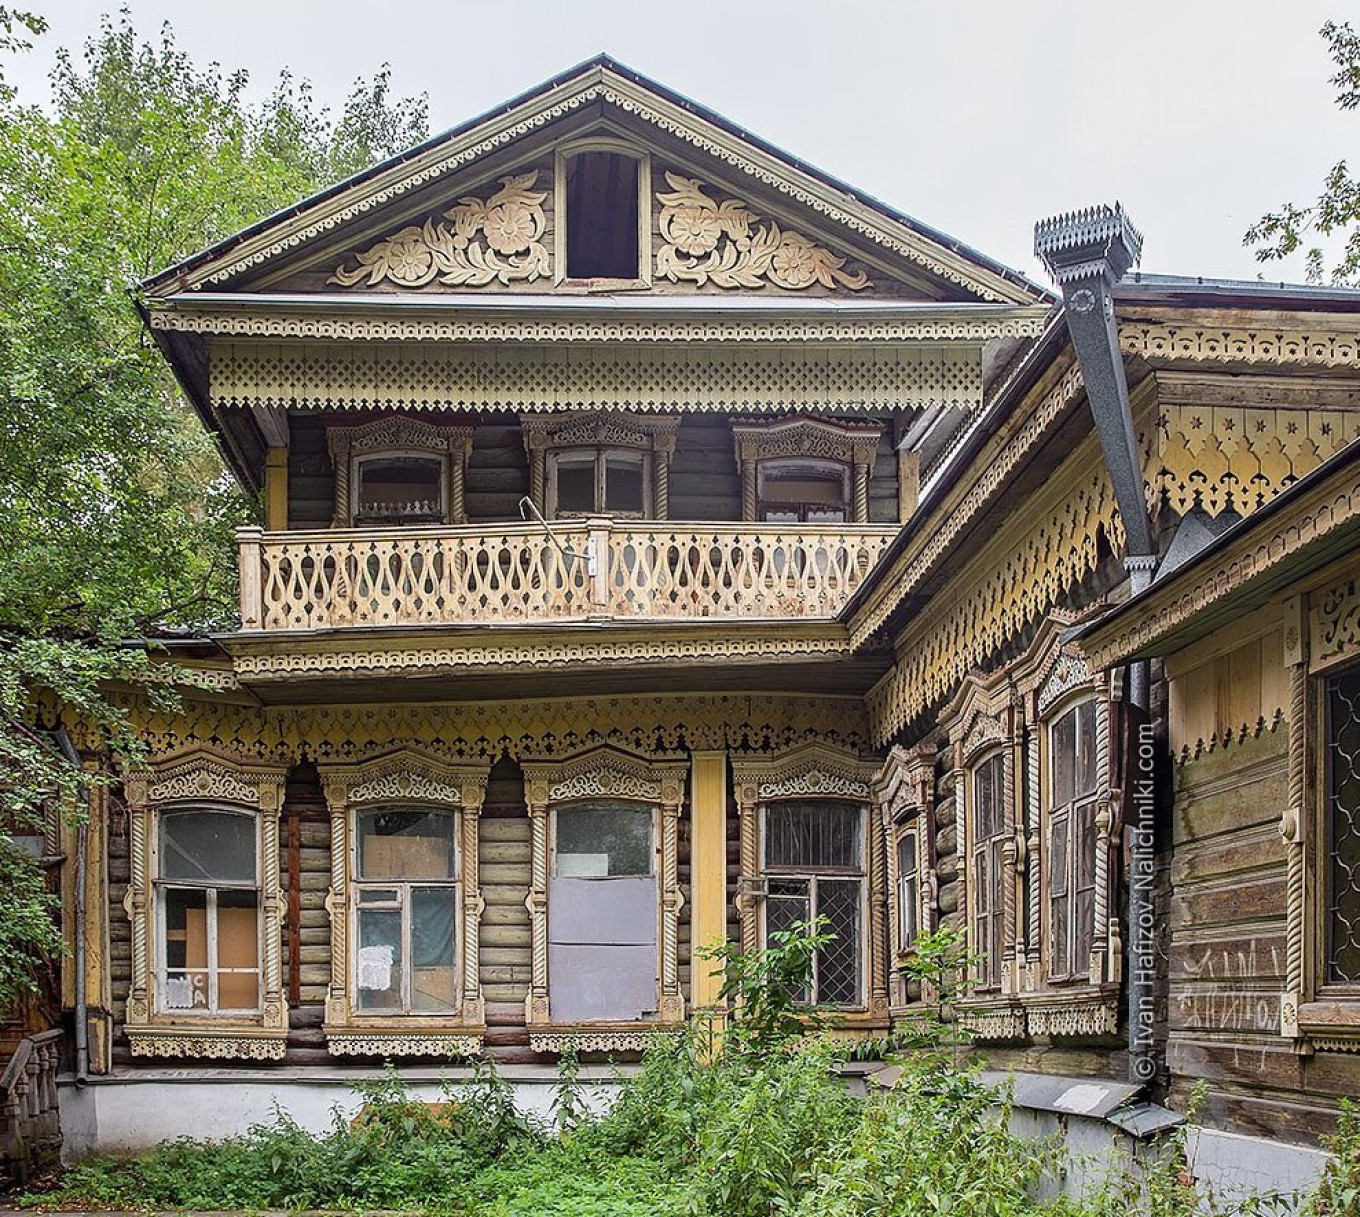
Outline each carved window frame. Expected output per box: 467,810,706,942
732,742,887,1022
121,748,288,1061
731,418,883,524
520,745,687,1054
319,751,489,1058
553,139,652,288
1281,576,1360,1050
875,745,938,1012
327,415,474,528
520,412,680,521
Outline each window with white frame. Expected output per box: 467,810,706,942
896,828,920,953
762,800,865,1006
353,807,460,1014
156,808,260,1014
1048,699,1099,982
971,754,1007,990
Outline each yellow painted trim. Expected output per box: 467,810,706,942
690,750,728,1009
264,448,288,531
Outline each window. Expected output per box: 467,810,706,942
896,829,919,952
354,455,444,524
972,754,1007,990
157,809,260,1014
758,460,849,523
564,150,642,280
327,417,473,528
555,802,653,877
1048,700,1099,981
762,800,865,1006
354,807,459,1014
549,449,647,516
1324,668,1360,987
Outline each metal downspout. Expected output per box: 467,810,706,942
1034,206,1159,1087
54,729,89,1083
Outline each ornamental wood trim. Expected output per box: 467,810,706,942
164,73,1034,303
241,522,896,634
1120,319,1360,370
147,304,1051,345
210,341,981,414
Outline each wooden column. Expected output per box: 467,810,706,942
460,775,487,1025
734,782,760,955
740,459,758,522
524,786,551,1026
264,447,288,531
852,460,871,524
322,779,349,1028
690,751,728,1008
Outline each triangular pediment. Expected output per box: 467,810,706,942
141,58,1043,307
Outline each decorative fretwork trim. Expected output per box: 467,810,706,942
325,1032,484,1058
956,1000,1027,1042
1121,322,1360,370
520,411,680,454
528,1028,683,1054
1018,988,1121,1038
147,305,1050,346
170,74,1032,303
127,1030,288,1060
210,341,981,414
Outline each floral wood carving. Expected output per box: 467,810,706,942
326,1033,483,1058
126,1032,287,1060
655,173,869,292
330,172,550,288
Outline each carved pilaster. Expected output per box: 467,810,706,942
1091,690,1113,984
258,774,286,1032
868,798,889,1016
330,432,351,528
852,460,870,525
449,438,470,525
123,777,151,1027
1025,726,1042,985
323,777,349,1027
655,450,671,521
529,449,547,514
659,790,684,1022
1282,649,1308,1037
740,459,758,522
524,788,550,1026
735,782,760,954
460,773,488,1025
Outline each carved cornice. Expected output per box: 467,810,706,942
520,410,680,454
655,173,869,291
326,1032,483,1058
521,744,687,809
147,304,1049,346
319,749,491,810
874,744,937,822
731,740,880,806
327,415,473,459
1121,321,1360,370
330,172,549,289
168,74,1032,303
210,340,981,414
124,747,288,812
528,1028,682,1053
731,417,882,467
229,627,859,680
1023,988,1121,1038
956,999,1027,1042
127,1030,288,1061
1080,464,1360,670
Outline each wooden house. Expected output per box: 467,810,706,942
35,56,1360,1178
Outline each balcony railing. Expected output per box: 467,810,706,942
238,521,898,633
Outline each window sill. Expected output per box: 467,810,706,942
324,1023,486,1059
126,1025,287,1061
1294,998,1360,1051
527,1022,684,1054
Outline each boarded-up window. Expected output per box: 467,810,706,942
354,807,458,1013
1048,700,1098,981
762,801,864,1006
1325,669,1360,986
157,808,260,1013
972,754,1006,989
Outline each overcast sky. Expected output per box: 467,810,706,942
11,1,1355,286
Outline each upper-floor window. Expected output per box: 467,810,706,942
762,800,865,1006
1048,699,1099,981
550,448,647,517
759,459,850,523
328,417,473,528
157,807,260,1014
971,753,1006,991
1324,667,1360,987
355,454,445,525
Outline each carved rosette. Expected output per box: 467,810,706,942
520,745,688,1036
655,173,869,291
318,750,490,1054
121,748,289,1060
330,172,550,288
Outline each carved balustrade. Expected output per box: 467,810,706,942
0,1029,63,1188
239,522,897,632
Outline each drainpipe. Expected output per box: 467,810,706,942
54,729,89,1083
1034,206,1159,1087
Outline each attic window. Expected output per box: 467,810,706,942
565,151,641,280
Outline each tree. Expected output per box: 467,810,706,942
1246,20,1360,284
0,9,428,1012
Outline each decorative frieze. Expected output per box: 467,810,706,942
655,173,869,291
527,1029,682,1054
326,1033,483,1058
127,1032,287,1061
330,172,550,288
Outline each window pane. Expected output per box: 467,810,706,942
216,890,260,1010
161,810,255,884
565,151,639,279
357,456,442,521
358,808,456,881
1052,710,1076,806
817,878,862,1005
1327,670,1360,984
164,888,209,1009
897,832,918,950
357,908,402,1011
1076,701,1098,795
556,458,596,513
411,887,457,1011
974,755,1004,841
765,802,862,870
556,803,653,877
604,456,644,513
1051,814,1069,976
766,879,810,1003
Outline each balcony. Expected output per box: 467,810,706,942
237,521,898,633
